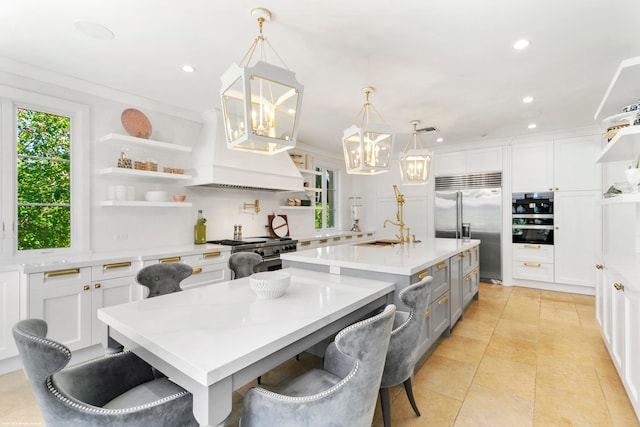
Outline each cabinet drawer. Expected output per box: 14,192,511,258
430,291,450,338
512,261,554,282
181,265,230,290
92,260,140,281
29,266,91,291
189,250,229,267
513,243,554,263
429,260,449,303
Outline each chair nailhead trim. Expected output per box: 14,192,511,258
13,327,73,361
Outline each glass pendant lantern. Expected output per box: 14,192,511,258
399,120,433,185
342,86,394,175
220,8,303,154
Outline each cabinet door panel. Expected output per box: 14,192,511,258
91,277,135,345
554,135,602,191
624,285,640,411
512,141,554,192
0,271,20,359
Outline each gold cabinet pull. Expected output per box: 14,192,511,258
333,237,341,241
103,261,131,270
83,285,90,291
473,269,479,275
464,275,471,281
192,267,202,274
367,233,374,236
464,250,471,256
595,264,603,270
524,262,541,267
418,270,429,279
424,309,430,318
45,268,80,278
94,283,101,289
203,251,221,258
319,239,328,243
525,244,541,249
613,282,624,291
460,252,466,258
345,235,353,239
160,256,181,263
438,295,448,305
357,234,363,238
437,262,446,270
300,241,311,246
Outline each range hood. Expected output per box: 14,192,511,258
186,109,304,192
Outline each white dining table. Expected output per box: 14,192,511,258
97,267,395,426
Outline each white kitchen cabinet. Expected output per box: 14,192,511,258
512,243,554,282
511,136,601,193
553,191,601,288
434,146,502,177
0,270,20,360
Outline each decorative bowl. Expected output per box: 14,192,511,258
144,191,168,202
249,271,291,299
173,195,187,202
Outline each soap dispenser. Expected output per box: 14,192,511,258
194,210,207,244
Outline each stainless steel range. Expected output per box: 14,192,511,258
207,236,298,271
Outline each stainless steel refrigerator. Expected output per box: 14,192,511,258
435,172,502,281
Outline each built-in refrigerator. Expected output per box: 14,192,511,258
434,172,502,281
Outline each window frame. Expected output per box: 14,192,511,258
315,164,338,231
0,86,90,258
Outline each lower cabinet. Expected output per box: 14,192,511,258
512,243,554,282
450,254,462,327
0,270,20,360
430,291,450,338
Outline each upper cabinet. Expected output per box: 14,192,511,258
511,136,601,193
433,146,502,177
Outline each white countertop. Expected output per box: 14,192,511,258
281,238,481,276
292,230,375,241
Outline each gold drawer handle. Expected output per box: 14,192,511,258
94,283,101,289
424,309,430,318
464,250,470,256
333,237,341,241
192,267,202,274
438,295,448,305
464,275,471,281
345,235,353,239
357,234,363,238
418,271,429,279
45,268,80,278
203,251,221,258
367,233,374,236
83,285,90,291
319,239,328,243
473,269,478,275
595,264,603,270
613,282,624,291
524,262,540,268
525,244,541,249
300,241,311,246
437,262,446,270
103,262,131,270
460,252,466,258
160,257,181,263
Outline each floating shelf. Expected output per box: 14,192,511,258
594,56,640,121
596,126,640,163
98,200,193,207
279,206,315,210
98,167,192,181
100,133,192,153
600,193,640,205
297,168,322,176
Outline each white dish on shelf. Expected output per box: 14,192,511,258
249,271,291,299
144,191,168,202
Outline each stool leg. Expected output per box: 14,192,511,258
379,388,392,427
403,378,421,417
257,376,262,385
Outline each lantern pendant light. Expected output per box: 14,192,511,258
220,7,303,154
399,120,433,185
342,86,394,175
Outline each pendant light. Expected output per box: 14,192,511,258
342,86,394,175
220,8,303,154
399,120,433,185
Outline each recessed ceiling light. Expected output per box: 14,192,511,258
513,39,530,50
528,123,537,129
436,137,443,143
523,96,534,103
74,20,114,40
182,64,196,73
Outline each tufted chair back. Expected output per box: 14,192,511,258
136,262,193,298
229,252,263,279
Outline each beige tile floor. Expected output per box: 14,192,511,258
1,282,639,426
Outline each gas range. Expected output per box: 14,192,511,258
207,236,298,259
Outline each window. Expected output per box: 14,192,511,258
1,87,89,257
315,166,337,230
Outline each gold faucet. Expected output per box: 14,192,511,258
383,185,410,243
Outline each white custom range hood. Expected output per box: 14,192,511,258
187,110,304,192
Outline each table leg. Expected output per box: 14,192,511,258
192,376,233,427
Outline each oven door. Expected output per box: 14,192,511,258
255,256,282,272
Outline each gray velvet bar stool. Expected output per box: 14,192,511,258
379,276,432,427
228,252,263,279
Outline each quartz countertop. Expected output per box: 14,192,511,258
281,238,480,276
292,230,375,242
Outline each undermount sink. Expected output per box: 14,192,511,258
355,239,402,247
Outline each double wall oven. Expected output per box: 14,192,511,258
512,192,554,245
207,237,298,272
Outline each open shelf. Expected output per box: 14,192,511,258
98,200,193,207
599,193,640,205
596,126,640,163
594,56,640,121
279,206,315,210
98,167,192,181
100,133,192,153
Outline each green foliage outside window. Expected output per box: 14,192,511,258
315,167,336,230
16,108,71,250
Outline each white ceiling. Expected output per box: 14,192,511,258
1,0,640,153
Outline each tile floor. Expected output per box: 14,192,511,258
1,282,638,426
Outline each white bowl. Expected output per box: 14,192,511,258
144,191,168,202
249,271,291,299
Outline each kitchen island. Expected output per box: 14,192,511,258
281,237,481,360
